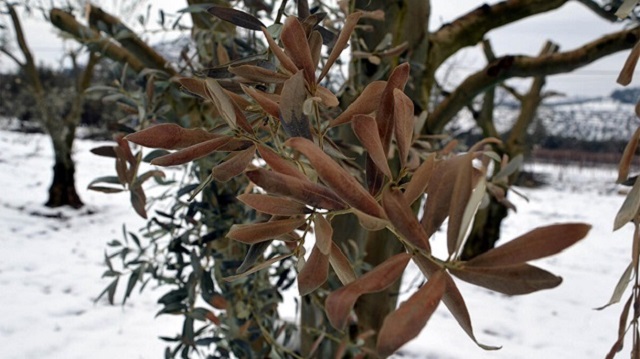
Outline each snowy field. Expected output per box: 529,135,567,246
0,129,636,359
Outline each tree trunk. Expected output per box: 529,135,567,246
46,154,83,208
462,41,556,259
46,125,83,208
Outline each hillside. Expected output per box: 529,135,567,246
448,96,639,151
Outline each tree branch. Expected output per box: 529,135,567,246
7,4,44,96
427,25,640,133
505,41,559,155
87,5,176,75
574,0,620,21
49,8,146,73
476,39,500,139
429,0,568,66
0,46,24,67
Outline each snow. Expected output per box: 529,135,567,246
0,128,635,358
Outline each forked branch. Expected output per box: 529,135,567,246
427,25,640,133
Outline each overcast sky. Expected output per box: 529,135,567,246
1,1,635,97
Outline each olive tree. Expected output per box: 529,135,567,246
49,0,640,358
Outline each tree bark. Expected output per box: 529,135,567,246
47,151,83,208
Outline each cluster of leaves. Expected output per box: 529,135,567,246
102,5,593,357
598,7,640,357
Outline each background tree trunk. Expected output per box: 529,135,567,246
462,41,558,259
4,4,99,208
46,133,82,208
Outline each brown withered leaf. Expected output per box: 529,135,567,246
446,153,475,256
412,256,499,350
237,193,311,216
280,71,313,139
377,63,411,151
318,12,362,82
88,185,125,194
352,114,392,178
325,252,411,329
286,137,386,219
261,26,298,75
329,242,356,285
220,139,255,152
298,246,329,296
393,89,415,168
205,78,237,129
90,146,117,158
280,16,316,85
229,64,289,83
618,127,640,183
301,12,325,34
316,86,339,108
466,223,591,267
130,185,147,219
369,63,411,194
329,81,387,127
297,0,310,18
605,295,633,359
114,147,128,184
150,137,232,167
245,168,346,210
212,145,256,182
309,30,323,68
617,39,640,85
225,91,254,134
115,135,136,166
227,217,306,244
314,215,333,255
207,6,266,30
216,42,230,65
256,144,308,181
382,187,430,252
174,77,208,99
450,263,562,296
404,153,436,205
241,84,281,119
440,272,497,349
421,154,473,239
353,209,388,231
376,271,446,357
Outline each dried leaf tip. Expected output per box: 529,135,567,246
615,0,640,19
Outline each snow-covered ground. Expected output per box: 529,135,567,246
0,129,635,358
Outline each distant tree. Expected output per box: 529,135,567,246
0,1,99,208
611,86,640,103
